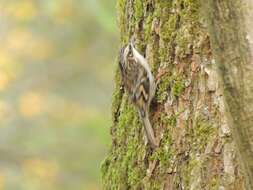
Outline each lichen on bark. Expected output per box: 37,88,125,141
102,0,246,189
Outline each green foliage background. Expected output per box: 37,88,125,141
0,0,118,189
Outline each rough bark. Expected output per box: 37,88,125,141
205,1,253,189
101,0,250,189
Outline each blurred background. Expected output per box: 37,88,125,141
0,0,118,189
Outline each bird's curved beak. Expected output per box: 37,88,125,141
128,44,133,57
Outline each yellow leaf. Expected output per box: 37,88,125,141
19,91,44,117
0,101,11,121
6,0,37,22
23,159,58,183
0,71,11,91
49,0,76,24
0,173,6,190
6,29,53,60
31,39,54,60
0,50,14,66
6,29,33,54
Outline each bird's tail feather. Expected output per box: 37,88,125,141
142,114,158,149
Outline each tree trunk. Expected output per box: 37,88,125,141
101,0,252,189
205,1,253,189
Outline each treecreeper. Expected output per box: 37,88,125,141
118,41,158,149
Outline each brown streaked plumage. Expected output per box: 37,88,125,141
118,42,158,149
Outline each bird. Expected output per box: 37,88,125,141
118,41,158,149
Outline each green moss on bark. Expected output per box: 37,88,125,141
133,0,143,22
102,0,244,189
160,17,177,42
191,117,216,152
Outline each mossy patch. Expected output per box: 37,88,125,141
180,158,200,188
133,0,143,22
151,126,174,175
102,85,148,189
208,176,220,190
160,16,177,42
156,75,172,103
172,77,185,98
160,113,177,128
143,14,154,41
156,74,185,103
191,117,216,152
116,0,127,42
